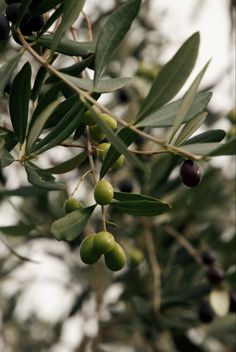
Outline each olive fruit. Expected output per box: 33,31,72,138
0,15,10,40
128,247,144,268
89,124,105,143
198,301,214,323
118,179,133,193
93,231,115,254
229,291,236,313
97,142,110,162
94,180,114,205
100,113,117,130
206,266,224,285
83,106,101,126
200,250,216,266
23,15,45,32
226,108,236,124
64,197,83,214
5,0,21,4
80,234,101,265
104,242,126,271
6,3,21,24
180,160,202,187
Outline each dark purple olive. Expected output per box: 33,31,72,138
198,301,214,323
21,14,44,33
5,0,21,4
229,291,236,313
206,266,224,285
200,250,216,266
0,15,10,40
118,179,133,193
180,160,202,187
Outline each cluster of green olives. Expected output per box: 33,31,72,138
0,0,45,44
80,231,126,271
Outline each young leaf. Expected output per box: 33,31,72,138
50,0,85,54
62,74,131,93
184,129,226,144
88,107,146,173
9,62,32,144
0,53,23,95
111,192,171,216
34,35,95,56
44,151,87,174
25,163,65,190
51,205,96,241
136,32,200,121
94,0,142,85
26,100,60,153
135,91,212,128
175,111,207,145
169,62,209,142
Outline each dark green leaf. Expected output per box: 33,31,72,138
136,32,200,121
25,163,65,190
208,136,236,156
44,151,87,174
135,92,212,128
0,186,48,198
16,0,31,27
62,74,131,93
31,0,63,16
51,0,85,54
51,205,96,241
9,62,32,144
38,5,64,37
100,127,138,178
94,0,141,85
0,223,35,237
34,35,95,56
0,53,23,96
184,129,226,144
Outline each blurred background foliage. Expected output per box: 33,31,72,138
0,0,235,351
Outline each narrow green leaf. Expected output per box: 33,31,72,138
135,91,212,128
0,186,48,198
44,151,87,174
110,192,171,216
0,148,15,167
25,163,65,190
184,129,226,144
31,0,63,16
51,0,85,54
208,136,236,156
0,223,35,237
38,4,64,37
62,74,131,93
169,62,209,142
30,100,85,155
34,35,95,56
100,127,138,178
137,32,200,121
88,107,146,173
175,111,207,145
26,100,60,153
0,53,23,95
51,205,96,241
9,62,32,144
16,0,32,27
180,143,224,155
94,0,141,85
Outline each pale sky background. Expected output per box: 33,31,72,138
0,1,235,351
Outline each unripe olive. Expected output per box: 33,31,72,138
104,242,126,271
128,247,144,267
94,180,114,205
112,155,124,170
226,108,236,124
89,124,105,143
97,142,110,162
180,160,202,187
100,113,117,130
83,106,101,126
64,197,83,214
93,231,115,254
80,234,101,265
0,15,10,40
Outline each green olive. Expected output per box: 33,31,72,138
104,242,126,271
226,108,236,124
64,197,83,214
94,180,114,205
97,142,110,162
80,234,101,265
100,113,117,130
93,231,115,254
83,106,101,126
89,125,105,143
128,247,144,267
112,155,124,170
